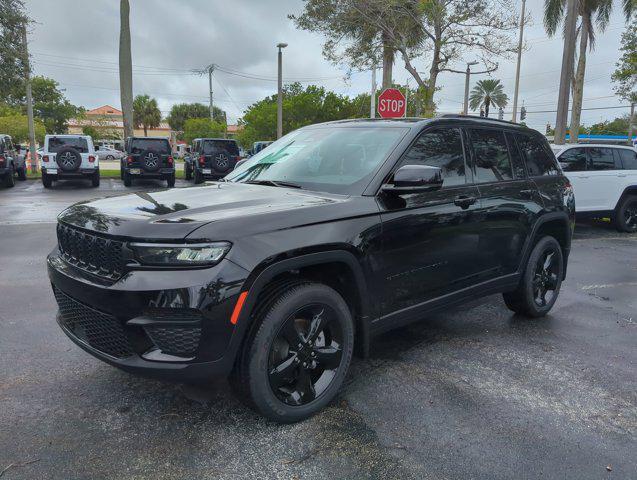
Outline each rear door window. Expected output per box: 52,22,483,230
203,140,239,156
505,132,527,179
558,148,588,172
129,139,171,154
397,128,467,188
588,148,617,171
48,137,89,153
468,129,513,183
516,134,560,176
618,149,637,169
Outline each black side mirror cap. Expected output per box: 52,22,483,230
382,165,444,194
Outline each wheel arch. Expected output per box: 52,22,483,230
233,250,373,362
615,185,637,211
521,212,572,279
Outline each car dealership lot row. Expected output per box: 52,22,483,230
0,179,635,479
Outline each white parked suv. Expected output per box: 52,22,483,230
41,134,100,188
552,143,637,232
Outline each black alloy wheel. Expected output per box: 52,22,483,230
615,196,637,233
268,303,343,406
233,282,354,423
503,236,563,317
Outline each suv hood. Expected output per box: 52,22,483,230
58,182,349,239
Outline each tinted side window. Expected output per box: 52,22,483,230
468,129,513,183
588,148,616,171
558,148,587,172
505,133,526,179
618,149,637,169
398,128,466,187
517,134,559,176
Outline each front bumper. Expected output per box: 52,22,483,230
48,251,250,382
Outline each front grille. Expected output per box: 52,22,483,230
54,287,134,358
57,223,125,279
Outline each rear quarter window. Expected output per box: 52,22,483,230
129,139,171,154
516,134,559,177
47,137,89,153
618,149,637,170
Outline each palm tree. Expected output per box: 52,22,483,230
133,95,161,136
469,79,509,117
119,0,133,138
545,0,634,143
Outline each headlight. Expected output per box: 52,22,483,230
129,242,231,266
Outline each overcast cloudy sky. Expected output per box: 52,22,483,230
25,0,631,132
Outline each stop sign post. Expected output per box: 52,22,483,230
377,88,407,118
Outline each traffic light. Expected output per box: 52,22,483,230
498,108,504,120
520,106,527,121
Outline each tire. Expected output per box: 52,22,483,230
503,236,564,318
106,155,114,160
167,174,175,188
17,165,27,181
123,171,132,187
231,282,354,423
194,168,204,184
120,167,124,180
139,150,161,173
91,170,100,187
185,163,192,181
3,165,15,188
55,147,82,172
614,195,637,233
42,172,52,189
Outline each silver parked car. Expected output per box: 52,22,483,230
95,146,125,161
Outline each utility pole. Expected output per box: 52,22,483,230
554,0,578,145
208,64,215,122
22,25,37,173
511,0,526,122
276,43,288,139
628,102,635,146
370,66,377,118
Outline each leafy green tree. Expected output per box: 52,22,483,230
545,0,634,142
469,79,508,117
0,0,29,105
0,115,45,143
166,102,225,132
588,115,630,135
30,76,81,134
612,17,637,102
183,118,225,144
132,94,161,136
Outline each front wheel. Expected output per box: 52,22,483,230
614,195,637,233
503,236,563,318
232,282,354,423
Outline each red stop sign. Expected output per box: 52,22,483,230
377,88,406,118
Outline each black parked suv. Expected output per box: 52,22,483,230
48,117,574,423
0,134,27,187
185,138,240,183
121,137,175,187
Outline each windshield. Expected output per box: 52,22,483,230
226,126,408,194
130,139,171,154
48,137,89,153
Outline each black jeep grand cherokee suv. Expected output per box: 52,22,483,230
48,117,574,423
121,137,175,187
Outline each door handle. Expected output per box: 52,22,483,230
454,195,477,209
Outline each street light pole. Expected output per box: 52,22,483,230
370,66,377,118
554,0,578,145
276,43,288,139
511,0,526,123
21,25,37,173
208,64,215,122
463,61,479,115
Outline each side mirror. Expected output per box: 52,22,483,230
382,165,443,194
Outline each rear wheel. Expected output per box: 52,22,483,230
194,168,204,184
42,172,52,188
123,171,132,187
503,236,563,317
185,163,192,181
3,165,15,188
614,195,637,233
167,173,176,188
17,165,27,181
232,282,354,423
91,170,100,187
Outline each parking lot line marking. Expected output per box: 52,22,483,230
581,282,637,290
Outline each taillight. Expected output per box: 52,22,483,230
88,155,95,163
0,155,5,167
127,155,133,164
42,155,49,163
199,155,205,166
234,156,241,162
167,156,173,166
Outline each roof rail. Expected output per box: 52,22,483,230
436,114,523,126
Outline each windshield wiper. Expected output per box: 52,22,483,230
244,180,303,189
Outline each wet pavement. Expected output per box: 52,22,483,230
0,180,635,479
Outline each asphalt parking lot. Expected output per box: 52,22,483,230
0,180,635,479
